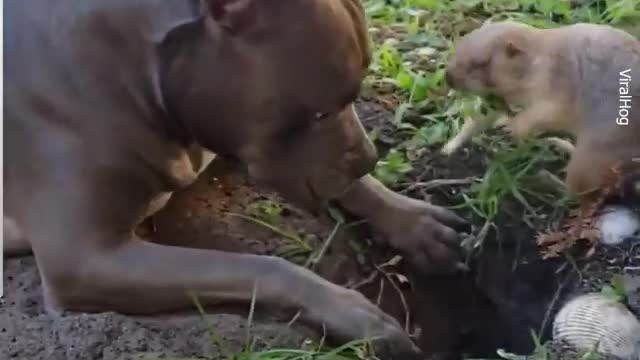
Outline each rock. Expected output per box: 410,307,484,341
598,206,640,246
553,293,640,360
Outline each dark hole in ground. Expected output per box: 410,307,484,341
352,100,579,358
345,205,575,359
142,153,576,360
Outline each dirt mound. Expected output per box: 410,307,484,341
1,158,321,360
2,257,311,360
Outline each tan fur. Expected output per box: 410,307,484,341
445,21,640,206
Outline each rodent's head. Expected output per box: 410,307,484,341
446,21,536,99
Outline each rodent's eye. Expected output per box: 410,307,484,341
470,58,490,69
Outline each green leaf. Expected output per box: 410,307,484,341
395,70,414,91
327,206,346,224
408,0,440,10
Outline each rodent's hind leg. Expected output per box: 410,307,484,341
565,140,619,209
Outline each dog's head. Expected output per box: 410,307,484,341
445,21,536,99
164,0,376,211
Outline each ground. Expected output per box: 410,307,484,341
2,1,640,360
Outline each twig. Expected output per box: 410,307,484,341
362,112,390,124
286,311,302,329
400,177,479,194
245,281,258,351
347,271,379,290
304,220,342,270
342,219,368,231
563,253,583,283
538,265,578,340
271,310,303,348
376,278,385,306
378,255,403,268
375,264,412,333
463,220,492,255
227,212,311,252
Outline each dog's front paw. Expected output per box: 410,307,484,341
309,285,422,358
379,197,470,274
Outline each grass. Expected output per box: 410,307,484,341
156,0,640,359
364,0,638,252
139,292,381,360
228,198,317,259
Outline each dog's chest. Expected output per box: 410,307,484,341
144,145,217,218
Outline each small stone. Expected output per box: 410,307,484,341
598,206,640,246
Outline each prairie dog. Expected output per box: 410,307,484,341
444,21,640,206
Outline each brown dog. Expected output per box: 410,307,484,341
445,21,640,206
3,0,469,355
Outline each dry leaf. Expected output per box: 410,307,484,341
393,273,410,285
537,165,625,259
380,255,404,268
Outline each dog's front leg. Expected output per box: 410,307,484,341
338,175,469,273
29,186,419,356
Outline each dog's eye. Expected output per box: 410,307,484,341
313,112,329,122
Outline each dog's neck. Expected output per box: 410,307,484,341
155,15,248,159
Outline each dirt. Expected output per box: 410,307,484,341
3,101,640,360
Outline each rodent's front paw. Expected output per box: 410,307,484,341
441,138,461,155
503,119,530,139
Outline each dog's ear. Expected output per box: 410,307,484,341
202,0,255,34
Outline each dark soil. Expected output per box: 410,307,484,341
2,101,639,360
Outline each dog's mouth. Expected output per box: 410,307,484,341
304,180,329,215
303,178,355,215
305,180,319,204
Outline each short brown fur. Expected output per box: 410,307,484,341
4,0,470,356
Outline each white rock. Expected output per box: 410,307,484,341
553,293,640,359
598,206,640,246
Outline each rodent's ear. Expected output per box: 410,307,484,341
505,41,524,57
202,0,255,34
